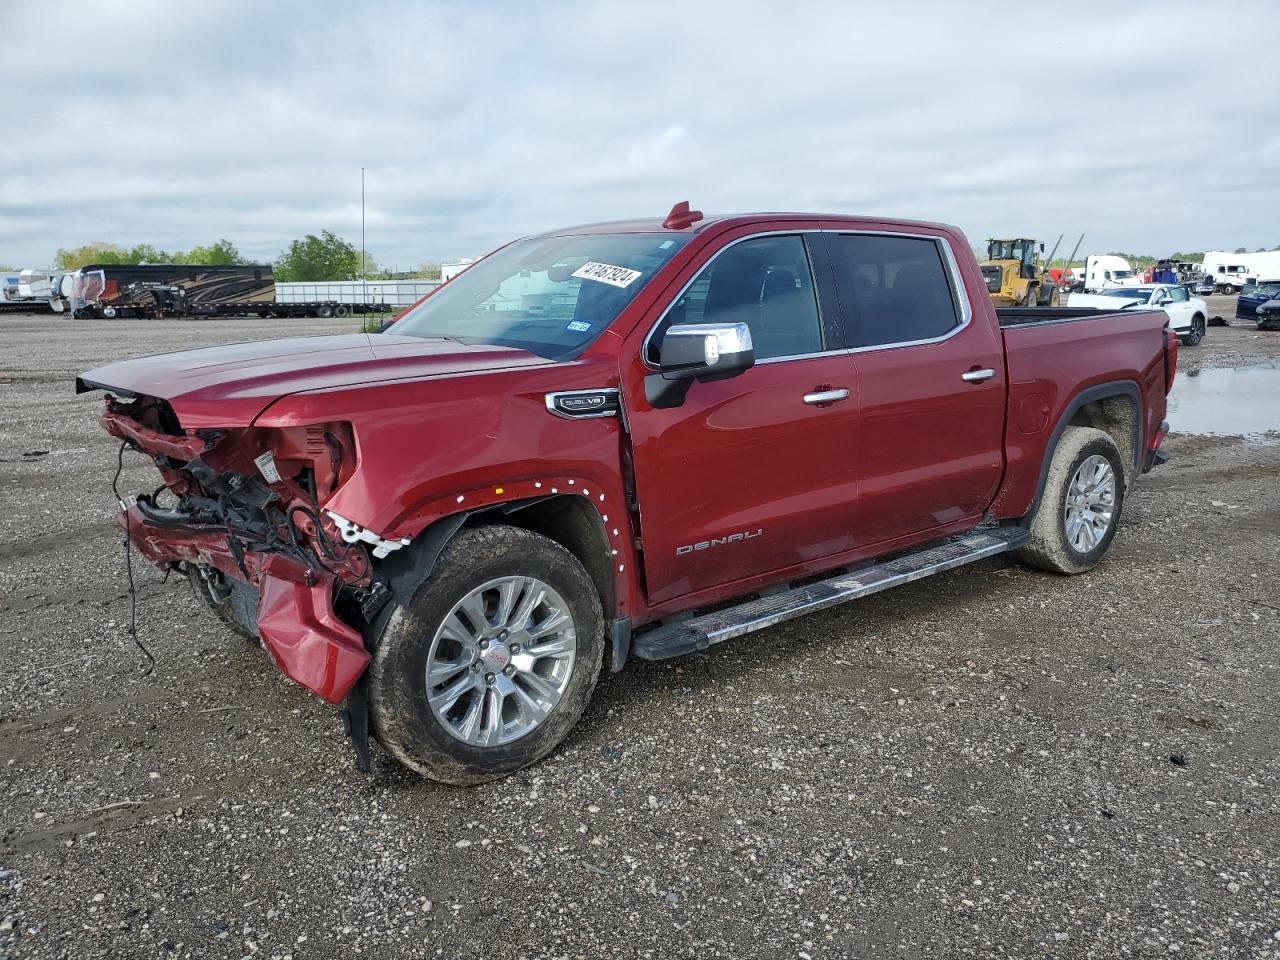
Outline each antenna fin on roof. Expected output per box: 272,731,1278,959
663,200,703,230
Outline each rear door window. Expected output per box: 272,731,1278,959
825,234,962,347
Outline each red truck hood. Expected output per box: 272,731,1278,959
77,334,552,428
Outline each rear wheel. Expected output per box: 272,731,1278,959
369,525,604,784
1015,426,1126,575
317,305,334,318
1181,314,1205,346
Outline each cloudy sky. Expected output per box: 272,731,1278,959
3,0,1278,270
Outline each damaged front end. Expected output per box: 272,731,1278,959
99,392,391,706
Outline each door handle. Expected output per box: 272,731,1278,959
803,388,850,405
961,368,996,383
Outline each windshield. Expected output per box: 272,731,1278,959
988,240,1031,262
1246,281,1280,297
1099,287,1152,301
388,232,690,358
1110,270,1134,281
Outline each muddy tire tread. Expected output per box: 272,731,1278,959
368,524,604,785
1015,426,1126,575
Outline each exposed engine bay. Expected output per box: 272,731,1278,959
99,392,389,705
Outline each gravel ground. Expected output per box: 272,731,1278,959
1,308,1278,959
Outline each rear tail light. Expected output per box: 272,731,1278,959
1164,326,1178,394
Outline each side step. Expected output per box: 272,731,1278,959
630,526,1029,661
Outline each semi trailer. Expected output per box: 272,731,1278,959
70,263,397,319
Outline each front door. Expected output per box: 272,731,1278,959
1161,284,1194,328
623,230,860,606
822,229,1006,547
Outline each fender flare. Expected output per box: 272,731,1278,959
1021,380,1143,525
370,483,632,665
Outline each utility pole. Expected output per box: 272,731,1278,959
361,167,367,310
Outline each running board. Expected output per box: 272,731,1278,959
630,527,1029,662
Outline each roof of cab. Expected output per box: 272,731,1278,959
540,211,960,237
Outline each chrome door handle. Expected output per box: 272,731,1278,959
961,368,995,383
803,388,850,405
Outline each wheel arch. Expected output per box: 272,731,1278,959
371,491,625,664
1021,380,1142,526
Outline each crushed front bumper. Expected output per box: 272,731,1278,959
121,503,370,703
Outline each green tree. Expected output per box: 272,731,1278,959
175,239,244,265
414,261,442,280
128,243,170,264
53,242,129,269
274,230,361,281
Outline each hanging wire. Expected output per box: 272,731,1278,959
112,440,156,675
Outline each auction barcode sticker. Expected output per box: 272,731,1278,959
572,261,643,288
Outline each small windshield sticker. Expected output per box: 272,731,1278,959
565,320,592,333
659,240,675,249
573,261,642,288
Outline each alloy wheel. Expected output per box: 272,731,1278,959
1063,454,1116,553
424,576,577,747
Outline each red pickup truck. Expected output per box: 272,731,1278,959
78,204,1176,783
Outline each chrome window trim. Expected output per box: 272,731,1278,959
545,387,621,420
640,227,977,368
640,230,838,370
820,228,972,355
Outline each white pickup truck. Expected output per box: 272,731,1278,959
1067,284,1208,346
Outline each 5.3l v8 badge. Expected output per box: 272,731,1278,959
545,388,621,420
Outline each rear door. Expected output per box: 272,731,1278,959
822,229,1006,547
623,229,861,605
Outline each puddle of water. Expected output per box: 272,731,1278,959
1166,359,1280,437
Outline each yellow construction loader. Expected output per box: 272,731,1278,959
979,237,1066,307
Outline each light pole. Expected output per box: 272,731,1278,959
361,167,367,311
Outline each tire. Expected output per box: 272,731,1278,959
187,563,258,641
317,305,334,319
334,304,350,318
1022,287,1038,307
369,525,604,784
1014,426,1126,575
1181,314,1205,346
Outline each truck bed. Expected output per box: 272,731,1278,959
991,306,1172,519
995,306,1111,327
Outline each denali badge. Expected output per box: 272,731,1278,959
676,529,762,556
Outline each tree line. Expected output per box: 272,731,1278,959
51,233,441,282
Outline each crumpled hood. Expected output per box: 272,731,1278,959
77,333,551,428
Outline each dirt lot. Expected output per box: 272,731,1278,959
1,304,1278,959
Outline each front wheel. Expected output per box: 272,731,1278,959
369,525,604,784
1181,314,1205,346
1015,426,1126,575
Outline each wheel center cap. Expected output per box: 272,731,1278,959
481,642,512,672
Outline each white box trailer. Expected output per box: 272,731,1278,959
276,280,439,308
1243,251,1280,284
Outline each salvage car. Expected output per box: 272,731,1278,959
1236,279,1280,325
1068,284,1208,345
78,204,1177,784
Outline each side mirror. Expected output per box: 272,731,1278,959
646,322,754,408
